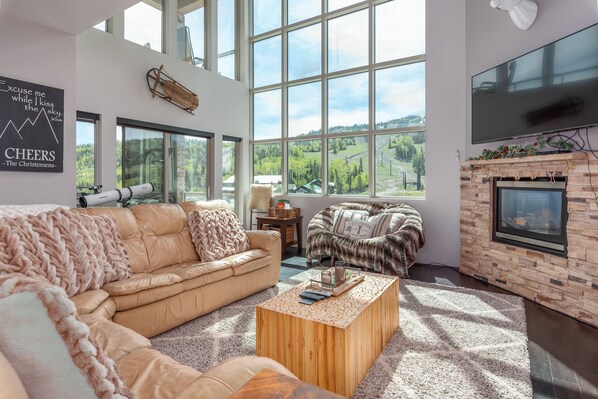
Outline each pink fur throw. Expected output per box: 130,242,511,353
0,274,133,399
188,209,250,262
0,208,131,296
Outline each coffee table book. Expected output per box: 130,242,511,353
256,272,399,398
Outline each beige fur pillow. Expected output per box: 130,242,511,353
248,184,273,211
188,209,250,262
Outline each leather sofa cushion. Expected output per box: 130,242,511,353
103,273,182,296
131,204,199,272
76,207,150,273
91,298,116,320
154,260,230,280
176,356,296,399
117,348,201,399
223,249,271,276
80,314,151,363
0,350,29,399
153,260,233,291
111,283,184,311
70,289,109,315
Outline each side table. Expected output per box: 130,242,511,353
228,368,343,399
256,215,303,257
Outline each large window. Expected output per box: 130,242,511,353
178,0,205,68
76,112,100,204
125,1,163,52
250,0,426,198
218,0,236,79
222,137,241,211
117,119,212,206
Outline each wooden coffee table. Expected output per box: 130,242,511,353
256,272,399,398
228,368,343,399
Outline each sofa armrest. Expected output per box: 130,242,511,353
175,356,295,399
246,230,280,252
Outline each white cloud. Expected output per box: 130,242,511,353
125,2,162,51
375,0,425,62
328,9,368,72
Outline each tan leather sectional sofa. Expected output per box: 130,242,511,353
74,201,282,337
0,201,291,399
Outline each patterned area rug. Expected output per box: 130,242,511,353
151,270,532,399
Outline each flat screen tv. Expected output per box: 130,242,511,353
472,23,598,144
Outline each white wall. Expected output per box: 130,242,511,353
277,0,467,267
466,0,598,156
76,28,249,210
0,14,76,206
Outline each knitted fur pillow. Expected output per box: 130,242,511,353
0,208,131,296
188,209,250,262
0,274,133,399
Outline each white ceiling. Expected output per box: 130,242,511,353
0,0,139,35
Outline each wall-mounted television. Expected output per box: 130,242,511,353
472,23,598,144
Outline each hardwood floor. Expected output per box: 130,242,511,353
280,251,598,399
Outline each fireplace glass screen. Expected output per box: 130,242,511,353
494,179,567,255
499,189,562,235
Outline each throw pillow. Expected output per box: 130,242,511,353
0,208,131,296
188,209,250,262
248,184,273,211
332,209,369,235
0,275,132,399
349,220,375,239
368,213,394,238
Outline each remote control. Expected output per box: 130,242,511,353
299,298,316,305
303,289,332,298
299,292,324,301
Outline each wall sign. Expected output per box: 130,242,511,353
0,76,64,172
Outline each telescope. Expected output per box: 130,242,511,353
79,183,155,208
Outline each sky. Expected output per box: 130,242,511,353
76,121,94,146
253,0,426,138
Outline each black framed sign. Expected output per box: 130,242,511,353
0,76,64,172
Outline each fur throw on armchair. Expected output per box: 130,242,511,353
306,202,425,277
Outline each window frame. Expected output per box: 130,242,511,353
117,118,214,204
76,111,101,202
249,0,426,198
223,135,242,213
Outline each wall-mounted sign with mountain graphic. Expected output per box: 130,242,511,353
0,76,63,172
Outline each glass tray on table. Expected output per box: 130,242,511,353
308,267,365,297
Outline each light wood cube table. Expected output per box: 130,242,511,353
256,272,399,398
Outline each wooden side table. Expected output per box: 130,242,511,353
228,368,343,399
256,215,303,256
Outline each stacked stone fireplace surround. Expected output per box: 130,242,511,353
460,152,598,327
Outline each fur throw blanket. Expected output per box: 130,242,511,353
306,202,425,277
0,208,131,296
0,274,133,398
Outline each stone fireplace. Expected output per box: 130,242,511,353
460,152,598,327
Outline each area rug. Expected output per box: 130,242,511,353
281,256,311,268
151,270,532,399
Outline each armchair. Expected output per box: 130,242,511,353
306,202,425,277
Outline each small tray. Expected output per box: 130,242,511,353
308,268,364,296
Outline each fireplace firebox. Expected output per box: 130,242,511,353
493,178,567,256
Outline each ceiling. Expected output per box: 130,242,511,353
0,0,139,35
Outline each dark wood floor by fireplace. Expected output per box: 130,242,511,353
281,250,598,399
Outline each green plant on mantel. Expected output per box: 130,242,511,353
468,142,541,162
